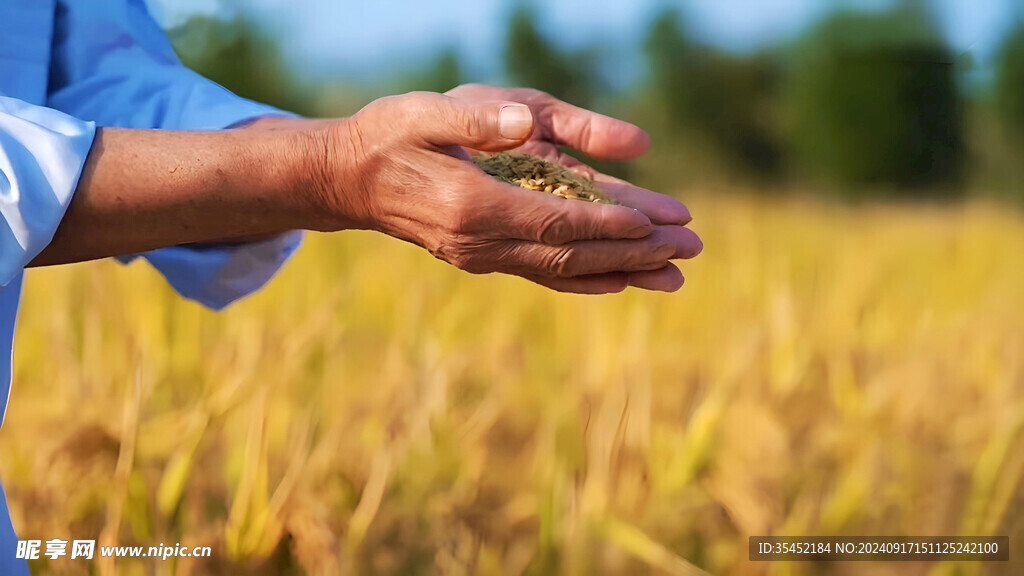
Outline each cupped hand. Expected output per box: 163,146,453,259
446,84,701,291
308,90,701,293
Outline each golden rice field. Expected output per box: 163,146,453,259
0,192,1022,575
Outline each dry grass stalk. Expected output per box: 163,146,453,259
5,194,1024,575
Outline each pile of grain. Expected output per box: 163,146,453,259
472,152,616,204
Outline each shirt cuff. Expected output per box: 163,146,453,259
118,230,303,310
0,97,95,286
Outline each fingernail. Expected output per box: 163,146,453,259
677,205,693,225
499,104,533,139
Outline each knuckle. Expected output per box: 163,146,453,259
451,249,481,272
578,120,595,150
432,236,477,272
361,95,417,140
431,213,497,274
534,208,573,244
371,94,409,115
451,107,484,144
609,275,629,293
388,92,442,119
448,83,483,97
544,246,576,277
446,197,478,236
403,90,438,105
520,87,550,101
625,238,671,270
647,236,675,260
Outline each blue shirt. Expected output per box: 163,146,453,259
0,1,302,570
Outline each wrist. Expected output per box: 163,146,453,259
292,119,372,232
254,125,338,232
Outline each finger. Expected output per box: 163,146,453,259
531,145,597,177
398,92,535,151
538,98,650,160
509,143,595,177
468,172,654,243
628,264,685,292
443,145,473,161
593,176,693,226
522,272,629,294
515,145,693,227
655,225,703,259
482,232,677,278
444,85,649,160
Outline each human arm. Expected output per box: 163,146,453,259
41,0,699,296
44,0,302,308
28,126,311,267
28,91,699,294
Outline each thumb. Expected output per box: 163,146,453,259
413,94,534,151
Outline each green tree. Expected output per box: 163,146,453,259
643,9,783,177
503,5,638,179
783,2,963,193
994,25,1024,144
168,16,316,117
644,9,700,131
404,48,463,94
976,23,1024,198
504,5,598,108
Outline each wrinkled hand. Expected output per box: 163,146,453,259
446,84,702,291
309,90,701,293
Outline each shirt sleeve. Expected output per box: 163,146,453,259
0,96,95,287
45,0,302,309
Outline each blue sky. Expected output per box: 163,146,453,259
148,0,1020,84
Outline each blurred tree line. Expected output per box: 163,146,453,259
170,1,1024,200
